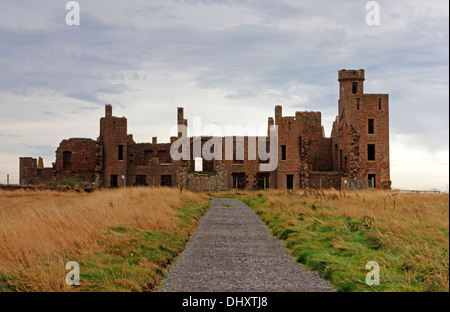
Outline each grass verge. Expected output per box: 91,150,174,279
236,189,449,292
0,187,209,292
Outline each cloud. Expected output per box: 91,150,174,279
0,132,18,137
0,0,448,189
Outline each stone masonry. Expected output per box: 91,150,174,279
19,69,390,190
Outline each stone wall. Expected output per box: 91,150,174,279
178,165,227,191
333,69,390,188
55,138,97,180
18,69,390,190
308,171,342,189
19,157,55,185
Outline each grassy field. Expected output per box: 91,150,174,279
227,189,449,292
1,186,448,292
0,187,209,292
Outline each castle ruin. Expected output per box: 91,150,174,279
19,69,390,190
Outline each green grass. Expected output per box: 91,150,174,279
47,176,95,188
76,200,209,292
238,192,449,292
0,199,209,292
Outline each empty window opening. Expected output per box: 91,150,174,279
118,145,124,161
368,144,376,161
232,173,246,189
194,157,203,172
255,173,270,190
357,98,360,110
286,175,294,190
368,174,376,188
203,159,214,172
281,145,287,161
135,175,147,186
158,150,171,163
144,150,153,165
63,151,72,171
378,98,382,110
339,149,343,170
368,119,374,134
161,175,172,187
352,82,358,94
334,144,338,170
110,175,118,188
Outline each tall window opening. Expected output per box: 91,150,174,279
368,174,376,188
368,119,374,134
118,145,124,161
281,145,287,161
368,144,376,161
63,151,72,171
110,175,118,188
334,144,338,170
352,82,358,94
286,175,294,190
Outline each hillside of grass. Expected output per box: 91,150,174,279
238,190,449,292
0,187,209,292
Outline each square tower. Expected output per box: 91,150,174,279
99,104,128,188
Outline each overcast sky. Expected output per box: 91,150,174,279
0,0,448,191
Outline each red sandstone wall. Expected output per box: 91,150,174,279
19,157,55,185
100,105,128,187
19,157,38,185
335,69,390,188
127,142,184,187
308,171,342,189
18,70,389,190
55,138,97,180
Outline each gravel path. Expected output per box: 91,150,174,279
159,198,333,292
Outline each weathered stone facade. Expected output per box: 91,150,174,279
19,69,390,190
19,157,54,185
55,138,97,181
331,69,390,188
178,165,227,191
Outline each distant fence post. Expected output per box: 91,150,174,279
7,174,9,185
341,177,347,192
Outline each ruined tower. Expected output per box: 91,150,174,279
333,69,390,188
99,104,128,187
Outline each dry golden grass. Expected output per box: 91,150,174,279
236,189,449,291
0,187,208,291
